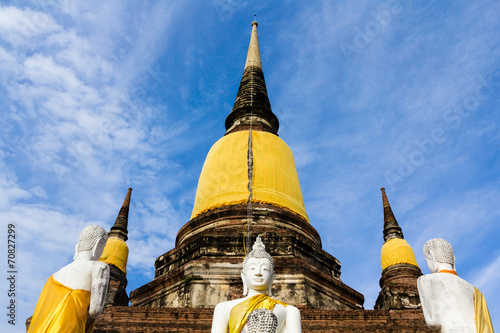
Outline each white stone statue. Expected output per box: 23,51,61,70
417,238,494,333
212,236,301,333
29,225,110,333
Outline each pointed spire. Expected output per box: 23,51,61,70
244,20,262,69
381,188,403,242
225,20,279,135
109,188,132,241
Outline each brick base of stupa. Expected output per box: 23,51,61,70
92,306,432,332
130,203,363,310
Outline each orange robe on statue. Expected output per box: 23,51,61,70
474,287,494,333
28,276,92,333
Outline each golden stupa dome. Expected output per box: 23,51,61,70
191,130,308,222
380,238,418,271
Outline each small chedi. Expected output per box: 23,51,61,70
28,225,110,333
98,188,132,307
212,236,301,333
417,238,494,332
375,188,422,310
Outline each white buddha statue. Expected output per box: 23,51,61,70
417,238,494,333
212,236,301,333
29,225,110,333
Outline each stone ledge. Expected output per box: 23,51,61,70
93,307,432,333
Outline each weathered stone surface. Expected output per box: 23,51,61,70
374,264,422,310
130,203,363,310
93,307,213,333
105,265,129,306
93,306,432,332
225,65,279,135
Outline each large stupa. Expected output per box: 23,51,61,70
130,20,363,311
88,21,431,332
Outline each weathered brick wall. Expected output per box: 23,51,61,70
375,264,422,310
93,307,213,333
93,307,432,332
300,309,431,332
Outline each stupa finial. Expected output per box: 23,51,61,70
381,187,403,242
244,18,262,69
109,188,132,241
225,20,279,135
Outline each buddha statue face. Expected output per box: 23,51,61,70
241,236,275,296
243,257,273,292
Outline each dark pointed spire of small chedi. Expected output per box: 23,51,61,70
376,188,421,311
109,188,132,241
225,20,279,135
381,187,403,242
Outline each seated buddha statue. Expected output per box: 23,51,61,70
28,225,110,333
212,236,301,333
417,238,494,333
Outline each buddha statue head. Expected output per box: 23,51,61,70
74,225,108,261
242,236,275,296
423,238,455,273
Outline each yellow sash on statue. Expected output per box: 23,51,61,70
474,287,494,333
229,294,289,333
28,276,91,333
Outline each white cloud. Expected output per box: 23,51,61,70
0,6,61,44
0,45,17,67
24,54,83,90
0,177,32,209
472,254,500,293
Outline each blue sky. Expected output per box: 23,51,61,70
0,0,499,331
